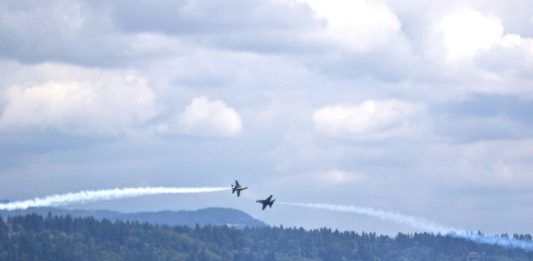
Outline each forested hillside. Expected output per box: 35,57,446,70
0,214,531,260
0,207,266,228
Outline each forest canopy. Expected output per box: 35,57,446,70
0,213,531,260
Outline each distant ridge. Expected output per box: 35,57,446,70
0,207,267,227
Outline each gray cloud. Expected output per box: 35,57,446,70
0,0,417,81
432,93,533,142
112,0,318,34
110,0,325,54
0,0,129,66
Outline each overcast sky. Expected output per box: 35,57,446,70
1,0,533,234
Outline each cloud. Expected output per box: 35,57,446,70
319,169,363,185
0,65,157,136
0,0,130,66
2,0,533,234
393,5,533,88
295,0,415,81
174,97,242,137
431,93,533,142
301,0,402,51
436,9,503,62
111,0,320,54
427,6,533,80
313,99,419,139
475,34,533,80
0,0,414,81
0,0,218,66
112,0,316,34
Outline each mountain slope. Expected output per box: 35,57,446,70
0,207,267,227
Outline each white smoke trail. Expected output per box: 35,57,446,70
0,187,230,211
279,202,533,251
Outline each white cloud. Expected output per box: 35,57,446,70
423,7,533,86
436,9,503,62
0,66,158,136
415,7,533,88
475,33,533,80
320,169,363,185
300,0,402,51
176,97,242,137
313,99,418,138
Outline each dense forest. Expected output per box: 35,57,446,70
0,213,532,260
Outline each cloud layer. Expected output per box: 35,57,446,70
1,0,533,234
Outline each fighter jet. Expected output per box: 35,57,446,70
256,195,275,210
231,180,248,197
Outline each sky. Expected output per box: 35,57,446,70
1,0,533,235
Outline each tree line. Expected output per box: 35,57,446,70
0,213,531,260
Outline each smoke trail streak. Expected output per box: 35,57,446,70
279,202,533,251
0,187,230,211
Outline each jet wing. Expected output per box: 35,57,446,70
237,190,241,197
256,199,266,209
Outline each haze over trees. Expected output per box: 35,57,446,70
0,213,531,260
0,207,266,228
